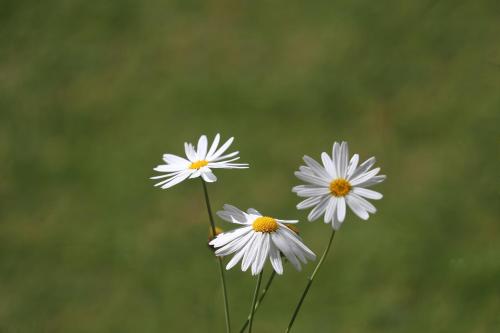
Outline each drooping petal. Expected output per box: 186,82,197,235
252,233,270,275
337,196,346,222
157,170,192,189
345,194,369,220
297,196,322,209
307,195,331,221
271,232,301,271
350,193,377,214
200,168,217,182
210,226,252,248
324,197,337,223
242,233,261,272
268,243,283,274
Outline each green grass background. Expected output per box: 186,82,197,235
1,0,499,332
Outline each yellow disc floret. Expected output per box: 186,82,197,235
329,178,351,197
252,216,279,233
190,160,209,169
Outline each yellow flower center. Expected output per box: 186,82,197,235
190,160,209,169
329,178,351,197
252,216,279,233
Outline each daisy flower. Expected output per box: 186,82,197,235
293,141,386,230
209,205,316,275
151,134,248,189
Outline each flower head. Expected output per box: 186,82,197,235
151,134,248,189
293,141,385,230
209,205,316,275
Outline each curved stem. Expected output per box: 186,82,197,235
239,270,277,333
248,271,264,333
285,229,336,332
201,179,231,333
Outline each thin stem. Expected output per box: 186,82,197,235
285,229,336,333
248,271,264,333
201,179,231,333
239,270,277,333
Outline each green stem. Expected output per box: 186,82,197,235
248,271,264,333
285,229,336,333
239,271,277,333
201,179,231,333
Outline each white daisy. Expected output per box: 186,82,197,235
209,205,316,275
151,134,248,189
293,141,386,230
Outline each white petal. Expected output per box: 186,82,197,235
247,208,262,216
345,194,369,220
200,169,217,182
154,164,187,173
279,227,316,261
321,152,336,178
268,243,283,275
296,196,322,209
299,165,314,176
162,154,190,165
215,233,252,257
210,137,234,160
294,187,330,198
346,154,359,179
339,142,349,178
350,193,377,214
205,133,221,160
332,142,341,177
348,157,376,181
242,233,260,272
303,155,331,179
197,135,208,160
332,216,343,230
337,197,346,222
352,187,383,200
271,232,301,271
211,151,240,162
276,219,299,224
252,233,270,275
355,175,386,188
294,171,330,186
157,170,191,189
210,226,252,248
189,170,201,178
150,171,183,180
226,246,247,270
307,195,331,221
350,168,380,186
184,143,197,162
324,197,337,223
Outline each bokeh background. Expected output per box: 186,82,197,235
1,0,499,332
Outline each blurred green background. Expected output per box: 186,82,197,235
1,0,499,332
